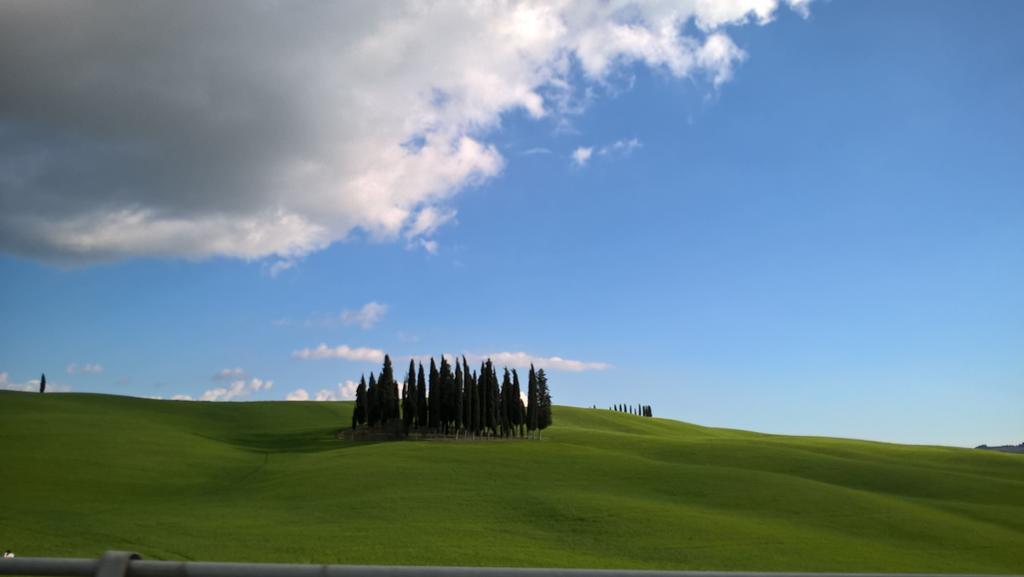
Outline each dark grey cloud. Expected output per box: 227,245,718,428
0,0,808,265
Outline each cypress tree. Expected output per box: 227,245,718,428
448,358,457,430
416,363,427,428
391,378,400,421
500,368,512,437
489,362,500,436
428,358,440,430
406,359,418,428
527,365,539,434
379,354,396,422
353,375,367,428
39,373,46,394
512,368,525,437
478,362,488,435
537,368,552,431
461,357,472,434
367,372,378,427
402,378,413,432
454,361,464,434
446,357,457,431
438,356,449,432
478,360,491,435
401,381,410,432
472,368,482,434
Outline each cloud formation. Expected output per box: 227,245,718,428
599,138,643,156
285,389,310,401
199,378,272,402
329,350,609,372
571,147,594,167
66,362,104,374
0,0,810,266
286,380,360,402
340,302,389,330
469,352,611,372
292,344,386,363
574,138,642,167
1,372,72,392
213,367,246,381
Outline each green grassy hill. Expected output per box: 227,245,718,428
1,391,1022,572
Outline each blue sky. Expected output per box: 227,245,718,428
1,0,1021,447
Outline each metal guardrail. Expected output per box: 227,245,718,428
0,552,1019,577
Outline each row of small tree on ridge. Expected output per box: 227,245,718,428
611,404,653,417
351,354,552,438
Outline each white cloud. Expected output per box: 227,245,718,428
787,0,814,19
66,362,104,374
404,207,457,240
572,147,594,167
575,138,643,167
1,372,72,392
522,147,552,155
0,372,18,390
213,367,246,381
418,239,440,255
696,33,747,86
467,352,611,372
199,378,273,402
599,138,643,156
266,258,299,277
296,380,360,402
340,302,389,330
338,380,359,400
286,388,310,401
292,344,386,363
0,1,809,265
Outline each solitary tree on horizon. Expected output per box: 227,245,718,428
39,373,46,394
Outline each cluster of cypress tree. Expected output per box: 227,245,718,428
611,403,653,417
351,354,552,438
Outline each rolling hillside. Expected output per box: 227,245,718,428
1,391,1022,572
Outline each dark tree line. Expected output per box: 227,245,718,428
610,403,653,417
352,354,552,438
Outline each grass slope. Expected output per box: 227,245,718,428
1,391,1022,572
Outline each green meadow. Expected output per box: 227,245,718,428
1,391,1022,572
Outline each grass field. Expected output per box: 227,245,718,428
1,391,1022,572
